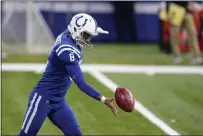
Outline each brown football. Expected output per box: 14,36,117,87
115,87,135,112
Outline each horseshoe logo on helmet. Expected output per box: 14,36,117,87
76,15,88,28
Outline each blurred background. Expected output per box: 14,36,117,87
2,1,203,56
1,1,203,135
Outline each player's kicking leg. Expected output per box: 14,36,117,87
18,92,50,136
48,101,82,136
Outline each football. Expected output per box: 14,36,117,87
115,87,135,112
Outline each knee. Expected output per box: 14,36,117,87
64,126,82,136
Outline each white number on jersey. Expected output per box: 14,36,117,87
69,53,75,61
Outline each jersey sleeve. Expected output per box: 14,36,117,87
65,63,101,100
55,44,81,64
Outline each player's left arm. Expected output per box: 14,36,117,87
65,63,117,116
56,47,117,116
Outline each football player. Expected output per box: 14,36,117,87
18,13,117,136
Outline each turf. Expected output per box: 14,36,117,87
106,73,203,135
2,44,203,135
2,72,165,135
2,44,198,65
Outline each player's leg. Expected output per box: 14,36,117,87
48,101,82,136
18,92,50,136
184,13,202,64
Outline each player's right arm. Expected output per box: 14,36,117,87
56,45,118,116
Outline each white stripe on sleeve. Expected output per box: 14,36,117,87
57,48,80,59
56,44,80,54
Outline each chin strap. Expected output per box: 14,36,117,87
96,27,109,35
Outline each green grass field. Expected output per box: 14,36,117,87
2,44,203,135
106,73,203,135
3,44,202,65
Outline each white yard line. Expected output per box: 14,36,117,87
89,70,180,136
2,63,203,74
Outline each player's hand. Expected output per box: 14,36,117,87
104,98,118,116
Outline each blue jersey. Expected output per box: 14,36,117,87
33,29,100,102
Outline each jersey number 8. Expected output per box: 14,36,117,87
69,53,75,61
